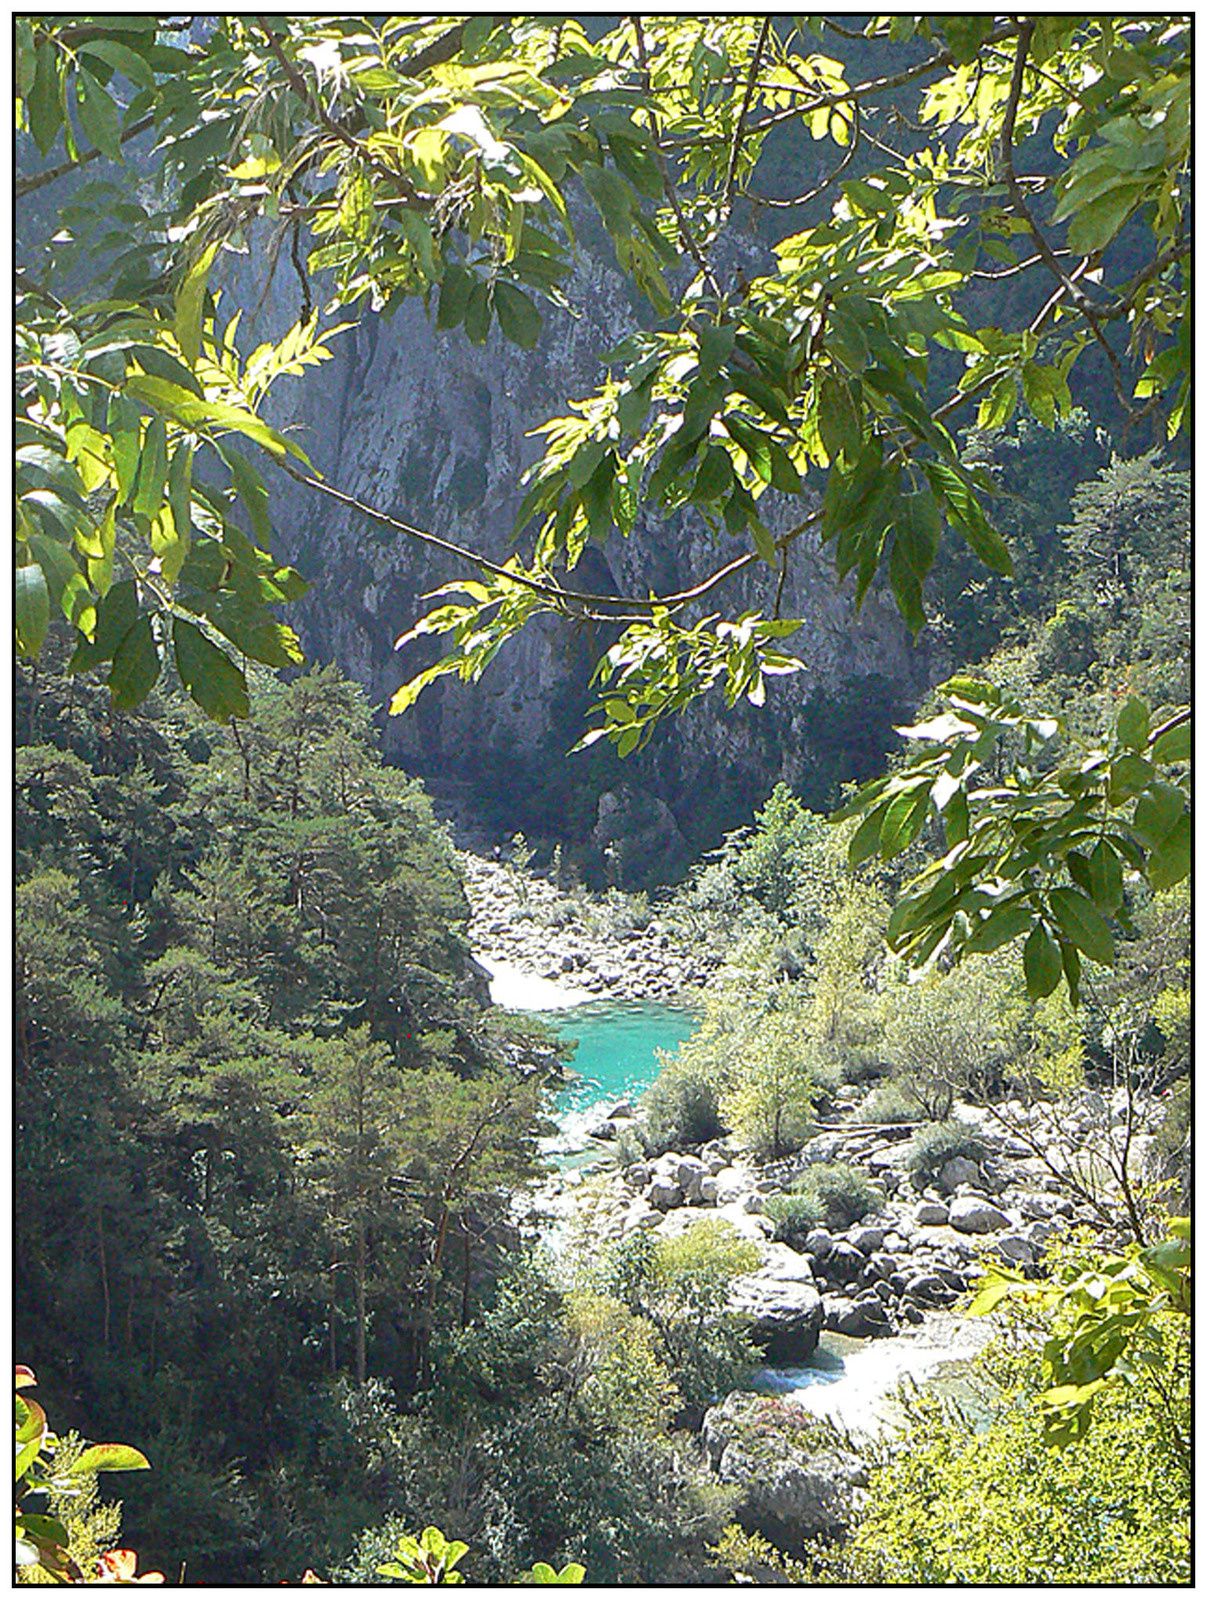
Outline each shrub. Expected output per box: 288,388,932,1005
764,1192,820,1248
791,1161,882,1229
906,1119,987,1185
862,1081,918,1124
809,1312,1190,1583
641,1063,724,1155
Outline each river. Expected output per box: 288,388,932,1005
485,957,985,1424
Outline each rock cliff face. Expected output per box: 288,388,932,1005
242,237,943,879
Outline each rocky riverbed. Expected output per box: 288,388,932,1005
473,849,1166,1554
461,850,714,1004
538,1081,1157,1349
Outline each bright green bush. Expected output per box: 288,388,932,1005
790,1162,882,1229
763,1193,820,1248
640,1062,724,1155
809,1314,1190,1583
906,1120,987,1186
861,1081,918,1124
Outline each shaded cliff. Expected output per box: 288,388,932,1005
240,231,941,883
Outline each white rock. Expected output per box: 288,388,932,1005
949,1195,1011,1234
645,1176,683,1211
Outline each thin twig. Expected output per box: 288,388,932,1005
750,103,859,210
721,16,771,216
631,15,723,298
16,112,155,198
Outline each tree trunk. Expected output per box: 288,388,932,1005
97,1211,111,1352
329,1264,339,1376
460,1227,472,1328
355,1218,367,1387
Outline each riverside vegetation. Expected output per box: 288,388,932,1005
14,12,1191,1589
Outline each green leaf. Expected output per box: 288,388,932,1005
879,786,928,858
464,280,491,344
124,375,304,462
1146,814,1191,891
15,563,50,658
70,578,139,670
71,1443,151,1475
817,373,862,463
1066,181,1147,253
888,488,941,636
966,899,1033,953
976,372,1016,431
1107,752,1154,804
132,417,169,518
28,42,61,155
1150,717,1190,764
723,415,774,483
175,241,219,366
437,265,473,329
222,445,272,545
697,321,736,377
1024,921,1064,998
76,70,123,162
109,614,161,710
925,460,1012,576
1086,839,1123,912
79,36,157,89
847,803,886,866
1115,696,1150,752
1132,781,1184,848
493,282,542,349
172,617,250,722
1049,887,1115,966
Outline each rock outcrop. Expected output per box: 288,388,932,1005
701,1391,866,1544
730,1243,825,1363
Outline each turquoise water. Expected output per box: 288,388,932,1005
537,1001,697,1112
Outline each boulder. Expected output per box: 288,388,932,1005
645,1176,683,1212
949,1195,1011,1234
913,1199,949,1226
620,1199,659,1234
715,1202,774,1243
992,1233,1036,1266
675,1154,710,1202
827,1242,867,1284
701,1391,866,1544
902,1271,954,1306
714,1165,758,1206
833,1296,893,1337
847,1223,886,1255
804,1227,835,1258
697,1175,720,1205
940,1155,982,1192
730,1243,824,1362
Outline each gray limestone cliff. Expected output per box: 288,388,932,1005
233,234,944,881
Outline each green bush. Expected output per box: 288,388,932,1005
641,1063,724,1155
790,1162,882,1229
764,1193,820,1248
906,1120,987,1185
809,1311,1190,1583
862,1081,918,1124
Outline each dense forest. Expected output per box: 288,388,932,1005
14,12,1191,1589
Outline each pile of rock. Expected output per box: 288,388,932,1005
700,1391,867,1546
541,1112,1095,1345
461,851,713,1002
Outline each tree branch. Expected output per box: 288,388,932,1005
998,19,1137,414
16,112,156,199
721,16,771,217
631,15,724,298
